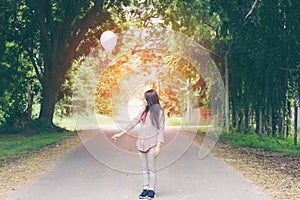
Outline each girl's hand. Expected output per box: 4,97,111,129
111,133,122,140
111,131,126,140
154,144,161,157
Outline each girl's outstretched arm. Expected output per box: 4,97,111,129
111,130,126,140
111,109,143,140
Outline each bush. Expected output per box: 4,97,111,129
0,118,65,135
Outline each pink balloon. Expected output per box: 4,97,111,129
100,31,117,51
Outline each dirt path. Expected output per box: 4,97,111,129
0,135,82,200
211,139,300,200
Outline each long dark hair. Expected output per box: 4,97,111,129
140,89,162,129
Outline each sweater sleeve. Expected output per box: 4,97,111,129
156,110,165,144
124,109,143,132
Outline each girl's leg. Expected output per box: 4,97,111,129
147,147,157,191
138,151,149,189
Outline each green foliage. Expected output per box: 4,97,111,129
0,41,39,126
0,131,76,166
0,0,299,151
166,116,186,126
94,50,208,117
220,132,300,156
210,0,300,139
0,0,126,125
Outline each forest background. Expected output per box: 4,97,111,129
0,0,299,154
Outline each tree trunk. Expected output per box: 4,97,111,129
225,50,229,133
269,105,273,136
255,108,259,133
294,105,298,146
39,63,65,124
259,107,263,135
275,82,281,135
281,107,286,140
27,0,106,126
232,98,236,129
251,108,255,132
27,82,33,119
237,111,243,133
244,105,249,133
286,99,291,138
281,73,288,140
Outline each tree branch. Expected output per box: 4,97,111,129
278,67,300,71
23,45,43,84
65,0,106,63
44,0,55,53
54,0,78,54
245,0,259,19
26,0,52,77
35,0,52,54
201,21,220,39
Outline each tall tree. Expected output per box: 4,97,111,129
23,0,114,124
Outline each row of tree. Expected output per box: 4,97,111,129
162,0,300,145
0,0,299,145
210,0,300,145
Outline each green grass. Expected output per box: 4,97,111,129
166,116,211,126
166,116,186,126
0,131,76,167
219,132,300,156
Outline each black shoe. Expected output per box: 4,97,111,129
147,190,156,199
139,189,148,199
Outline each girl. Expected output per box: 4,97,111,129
111,89,165,199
